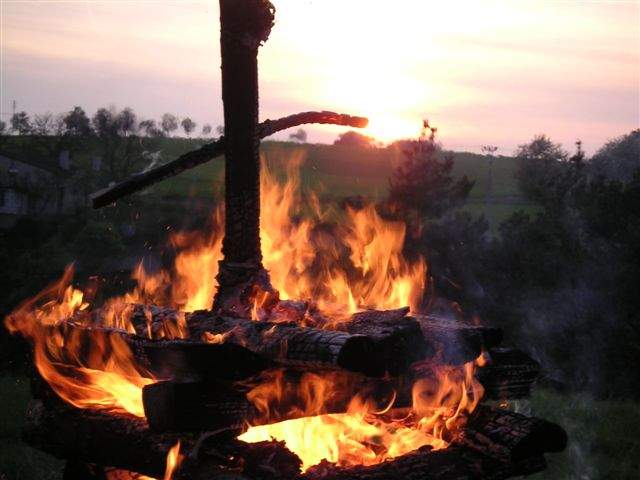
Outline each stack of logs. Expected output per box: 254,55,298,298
23,303,566,479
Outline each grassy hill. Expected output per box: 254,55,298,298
144,139,535,230
0,135,536,231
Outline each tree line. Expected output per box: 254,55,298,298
0,106,217,139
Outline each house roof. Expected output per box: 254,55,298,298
0,154,63,175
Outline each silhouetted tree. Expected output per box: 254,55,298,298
201,124,213,137
116,108,137,136
63,106,92,136
216,125,225,135
181,117,196,137
10,111,31,135
92,107,148,181
161,113,178,137
0,120,6,134
32,113,56,135
289,128,307,142
588,129,640,183
139,119,163,137
388,121,474,220
334,130,376,148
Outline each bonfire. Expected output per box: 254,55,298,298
4,1,566,479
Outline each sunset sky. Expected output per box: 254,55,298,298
1,0,638,154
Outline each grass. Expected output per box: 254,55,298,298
0,372,638,479
529,389,640,479
144,140,533,235
0,374,63,480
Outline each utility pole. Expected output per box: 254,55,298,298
481,145,498,233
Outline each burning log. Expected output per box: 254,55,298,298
142,380,255,432
189,312,385,376
338,307,430,375
460,405,567,462
23,399,301,480
412,314,503,364
302,445,546,480
476,348,541,400
52,322,274,381
25,398,562,480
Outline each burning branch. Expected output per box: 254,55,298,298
90,111,368,209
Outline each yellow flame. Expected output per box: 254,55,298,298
163,441,182,480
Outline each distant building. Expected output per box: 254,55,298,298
0,153,83,228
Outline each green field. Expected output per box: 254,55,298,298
142,139,535,233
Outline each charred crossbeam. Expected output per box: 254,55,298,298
90,110,368,209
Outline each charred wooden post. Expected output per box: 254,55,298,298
213,0,276,316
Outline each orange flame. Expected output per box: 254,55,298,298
4,152,483,472
239,361,483,471
260,152,426,319
163,441,182,480
3,265,153,417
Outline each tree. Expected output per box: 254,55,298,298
63,106,92,136
334,130,376,148
139,119,162,137
216,125,225,135
181,117,196,137
116,108,137,136
201,124,213,137
10,111,31,135
161,113,178,137
0,120,6,135
588,129,640,183
289,128,307,143
92,107,152,182
388,121,474,221
32,113,55,135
